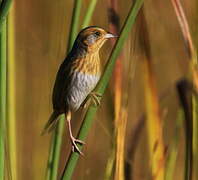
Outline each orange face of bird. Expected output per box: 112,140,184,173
77,26,117,53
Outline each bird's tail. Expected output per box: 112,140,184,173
41,111,61,135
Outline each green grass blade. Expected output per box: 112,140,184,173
165,110,183,180
81,0,98,28
61,0,144,179
45,133,55,180
0,20,6,180
193,96,198,180
46,117,65,180
0,1,13,179
7,6,17,179
67,0,82,52
50,115,65,180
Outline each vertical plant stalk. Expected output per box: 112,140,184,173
0,0,12,178
104,144,116,180
46,1,83,179
171,0,198,179
165,110,183,180
107,1,127,180
49,115,65,180
139,9,165,179
0,19,7,180
192,95,198,179
176,80,193,180
105,1,120,178
67,0,82,52
81,0,98,28
7,3,17,179
61,0,144,179
46,132,55,180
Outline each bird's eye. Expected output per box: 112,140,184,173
94,31,101,37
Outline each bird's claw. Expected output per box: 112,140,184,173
81,92,102,109
71,137,85,155
90,92,102,106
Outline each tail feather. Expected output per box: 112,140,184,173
41,111,61,135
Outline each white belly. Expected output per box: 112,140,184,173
66,71,100,111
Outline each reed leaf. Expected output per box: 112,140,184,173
61,0,144,179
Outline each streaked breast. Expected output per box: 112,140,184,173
66,71,100,111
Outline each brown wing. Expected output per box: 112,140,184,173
42,57,73,134
52,55,74,112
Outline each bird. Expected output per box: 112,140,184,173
42,26,117,155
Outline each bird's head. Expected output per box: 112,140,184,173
75,26,117,53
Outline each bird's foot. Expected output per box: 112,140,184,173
71,136,85,155
81,92,102,109
89,92,102,106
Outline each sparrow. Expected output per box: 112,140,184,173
43,26,117,154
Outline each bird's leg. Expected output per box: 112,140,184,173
81,92,102,108
66,111,85,155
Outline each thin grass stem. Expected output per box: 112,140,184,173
67,0,82,52
0,1,12,178
45,133,55,180
165,110,183,180
81,0,98,28
7,4,17,179
107,0,126,179
50,115,65,180
0,19,7,180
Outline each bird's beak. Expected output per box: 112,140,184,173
104,33,118,39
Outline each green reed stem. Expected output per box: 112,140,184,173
7,5,18,179
193,95,198,180
67,0,82,52
49,115,65,180
46,132,55,180
0,20,6,180
61,0,144,179
81,0,98,28
0,1,12,178
165,110,183,180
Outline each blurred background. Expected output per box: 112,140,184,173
4,0,197,179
